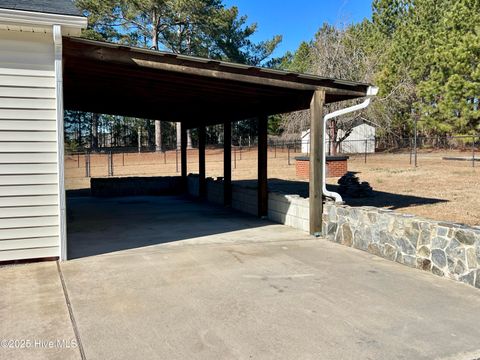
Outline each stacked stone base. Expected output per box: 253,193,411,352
322,204,480,288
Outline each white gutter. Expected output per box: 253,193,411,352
0,8,87,35
323,86,379,203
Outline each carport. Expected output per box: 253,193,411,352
0,2,374,262
60,36,372,257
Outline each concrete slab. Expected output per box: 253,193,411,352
60,195,480,360
3,196,480,360
0,262,80,360
66,195,303,259
60,238,480,360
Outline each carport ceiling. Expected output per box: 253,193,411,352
62,37,371,127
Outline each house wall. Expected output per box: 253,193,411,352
0,29,60,261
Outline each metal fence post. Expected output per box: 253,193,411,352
85,151,90,178
364,139,368,163
473,135,476,168
414,117,418,167
108,151,113,176
234,147,237,169
164,150,167,164
287,145,291,165
77,153,80,168
409,138,413,165
175,149,179,173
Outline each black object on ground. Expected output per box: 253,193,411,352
338,172,373,198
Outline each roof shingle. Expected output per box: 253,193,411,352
0,0,82,17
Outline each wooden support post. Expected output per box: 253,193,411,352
180,123,187,187
198,126,206,198
224,121,232,206
258,115,268,218
309,90,325,236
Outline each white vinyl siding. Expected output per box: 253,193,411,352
0,29,59,261
338,123,376,154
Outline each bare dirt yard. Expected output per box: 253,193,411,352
65,147,479,226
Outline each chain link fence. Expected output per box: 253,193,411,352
65,134,478,191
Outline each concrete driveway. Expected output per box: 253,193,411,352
1,196,480,360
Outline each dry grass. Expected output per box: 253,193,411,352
345,152,479,226
65,148,479,226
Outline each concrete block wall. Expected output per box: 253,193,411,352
188,175,256,214
206,179,224,205
91,176,183,197
232,185,257,216
268,192,310,232
187,175,223,205
187,175,200,197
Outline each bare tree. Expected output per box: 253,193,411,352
281,23,378,153
91,113,99,151
176,122,181,149
155,120,162,151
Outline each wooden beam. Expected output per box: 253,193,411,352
258,115,268,218
198,126,206,198
62,37,370,96
224,121,232,207
309,90,326,236
181,123,187,186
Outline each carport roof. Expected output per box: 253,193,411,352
63,37,372,126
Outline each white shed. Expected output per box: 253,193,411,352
0,1,86,261
301,118,376,154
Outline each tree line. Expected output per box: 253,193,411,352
278,0,479,147
65,0,479,152
66,0,280,151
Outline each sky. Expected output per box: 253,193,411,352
223,0,373,58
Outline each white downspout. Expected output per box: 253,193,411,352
323,86,378,203
53,25,67,260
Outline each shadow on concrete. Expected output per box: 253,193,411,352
66,177,448,259
233,178,448,211
66,194,270,259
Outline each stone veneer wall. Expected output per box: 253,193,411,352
187,174,480,289
322,203,480,289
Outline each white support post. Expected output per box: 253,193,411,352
54,25,67,261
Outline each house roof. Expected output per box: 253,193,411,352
62,37,375,126
0,0,82,17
